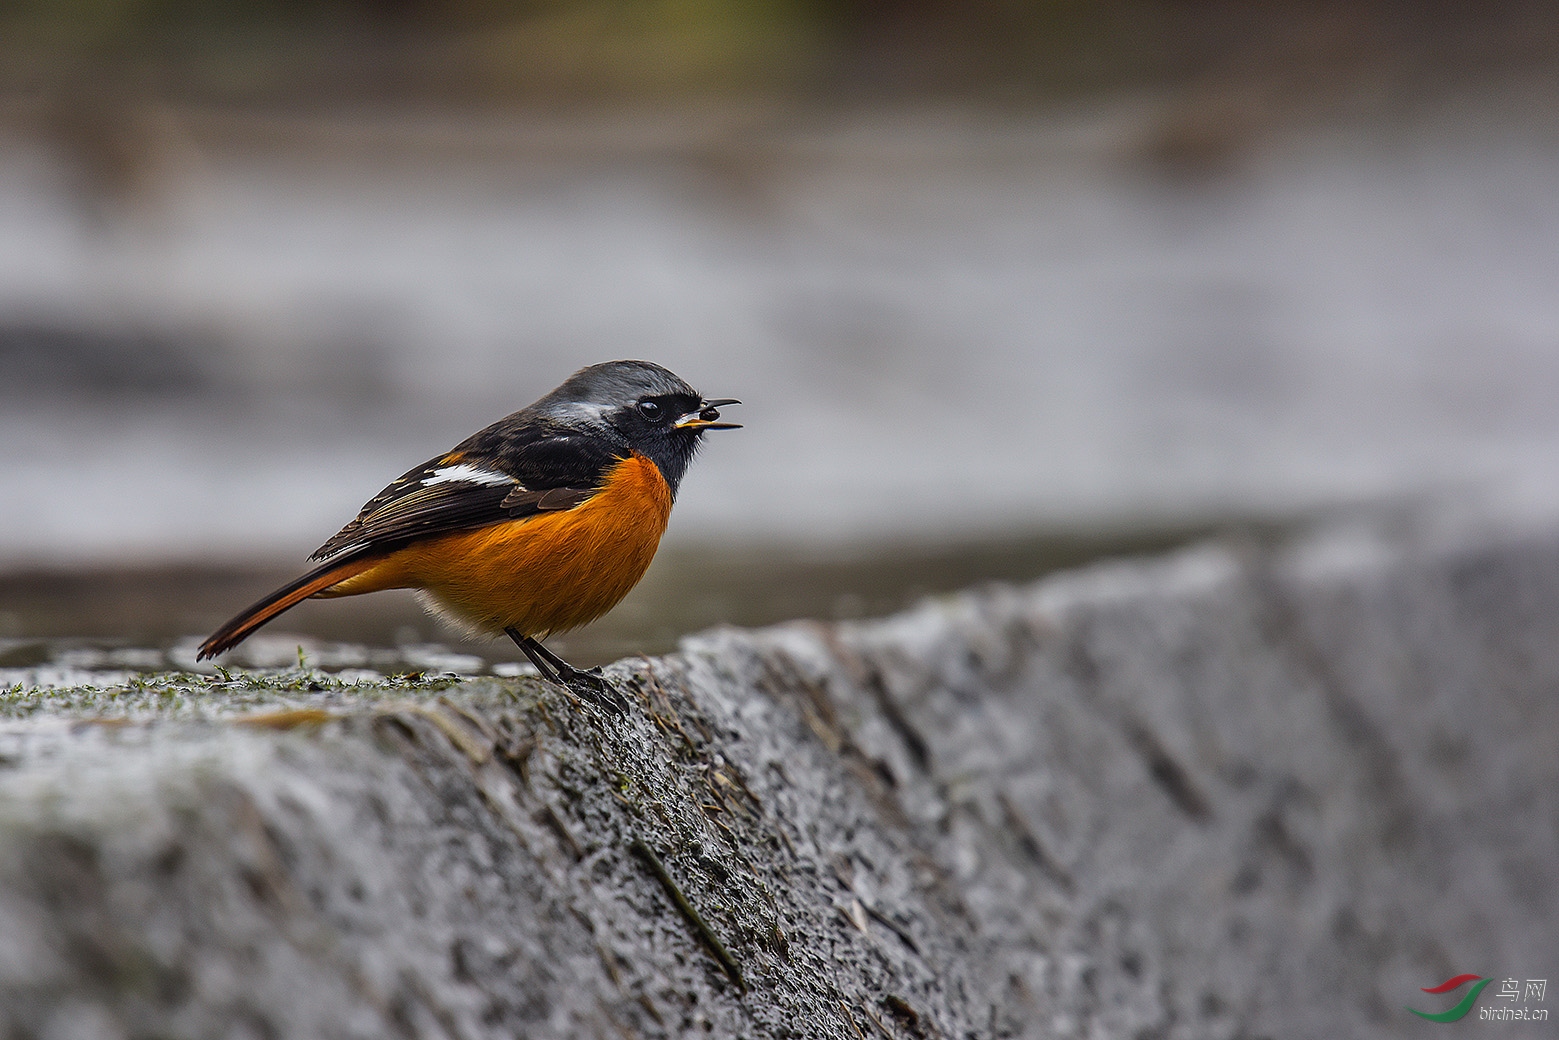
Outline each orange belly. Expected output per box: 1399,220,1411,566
324,452,673,637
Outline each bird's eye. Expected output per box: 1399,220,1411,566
637,399,663,421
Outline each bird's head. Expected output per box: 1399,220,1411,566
537,360,740,495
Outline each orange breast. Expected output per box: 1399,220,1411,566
327,452,673,637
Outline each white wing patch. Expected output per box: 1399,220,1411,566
420,463,514,488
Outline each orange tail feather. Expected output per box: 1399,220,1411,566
197,556,376,660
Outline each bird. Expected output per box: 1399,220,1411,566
197,360,739,708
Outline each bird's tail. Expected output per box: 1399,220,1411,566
197,555,376,660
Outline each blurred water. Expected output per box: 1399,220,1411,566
2,102,1558,569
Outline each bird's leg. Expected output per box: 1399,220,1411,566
505,628,626,714
525,636,630,713
508,628,561,682
520,634,599,680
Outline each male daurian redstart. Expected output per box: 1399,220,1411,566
198,360,739,706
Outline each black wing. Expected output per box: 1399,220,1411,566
309,420,617,561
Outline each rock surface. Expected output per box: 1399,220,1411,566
2,512,1557,1039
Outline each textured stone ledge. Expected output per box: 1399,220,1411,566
2,511,1556,1039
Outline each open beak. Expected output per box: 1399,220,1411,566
674,398,742,430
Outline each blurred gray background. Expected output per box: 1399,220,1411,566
2,0,1558,664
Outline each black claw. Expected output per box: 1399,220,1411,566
559,667,629,714
506,629,628,714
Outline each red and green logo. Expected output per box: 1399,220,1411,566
1409,975,1491,1022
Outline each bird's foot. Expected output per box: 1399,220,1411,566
555,664,629,714
508,630,629,714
